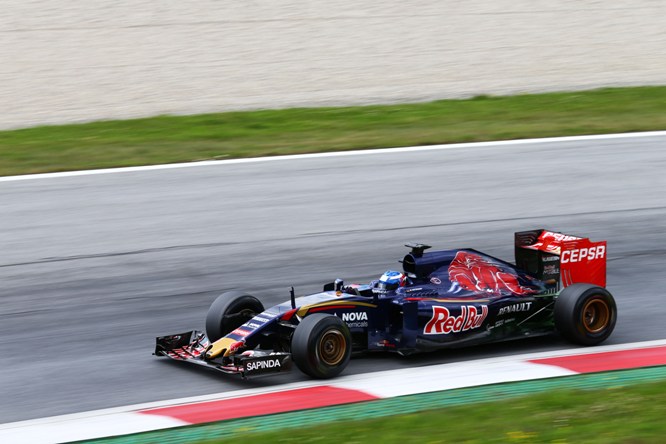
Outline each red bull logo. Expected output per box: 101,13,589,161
424,305,488,335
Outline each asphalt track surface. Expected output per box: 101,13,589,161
1,134,665,423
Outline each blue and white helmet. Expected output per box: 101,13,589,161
375,270,408,293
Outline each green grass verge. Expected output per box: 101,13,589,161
81,367,666,444
2,86,666,177
204,379,666,444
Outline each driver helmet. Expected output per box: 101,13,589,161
375,270,408,294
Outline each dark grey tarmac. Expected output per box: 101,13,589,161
1,134,665,423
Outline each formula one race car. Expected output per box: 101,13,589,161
155,229,617,379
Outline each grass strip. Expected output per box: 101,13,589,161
2,86,666,177
204,377,666,444
82,366,666,444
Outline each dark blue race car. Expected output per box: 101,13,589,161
155,229,617,379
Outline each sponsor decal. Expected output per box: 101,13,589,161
560,239,607,287
430,277,442,285
230,328,251,337
540,231,580,243
245,358,282,372
526,231,583,254
423,305,488,335
405,287,424,293
561,246,606,263
228,340,244,354
245,322,262,329
498,302,532,316
342,312,368,322
494,317,516,328
543,264,559,275
341,311,368,328
542,255,559,262
253,315,271,324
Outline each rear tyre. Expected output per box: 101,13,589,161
554,283,617,346
205,291,264,342
291,313,352,379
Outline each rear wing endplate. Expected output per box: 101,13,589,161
515,229,607,288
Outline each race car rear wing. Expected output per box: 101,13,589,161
515,229,607,289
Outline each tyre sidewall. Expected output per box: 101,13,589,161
292,313,352,379
205,291,264,342
555,284,617,345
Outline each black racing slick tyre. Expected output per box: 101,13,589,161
554,283,617,346
205,291,264,342
291,313,352,379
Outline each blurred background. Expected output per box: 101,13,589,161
3,0,666,129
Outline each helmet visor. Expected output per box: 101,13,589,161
376,281,399,292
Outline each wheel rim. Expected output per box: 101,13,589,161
318,329,346,366
582,298,610,333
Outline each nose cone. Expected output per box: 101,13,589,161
206,337,238,359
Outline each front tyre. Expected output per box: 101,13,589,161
291,313,352,379
205,291,264,342
554,283,617,346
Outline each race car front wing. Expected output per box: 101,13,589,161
154,330,292,378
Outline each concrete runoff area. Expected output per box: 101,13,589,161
2,1,666,129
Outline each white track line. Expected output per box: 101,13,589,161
2,131,665,183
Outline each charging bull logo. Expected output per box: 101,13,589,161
424,305,488,335
448,251,538,296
